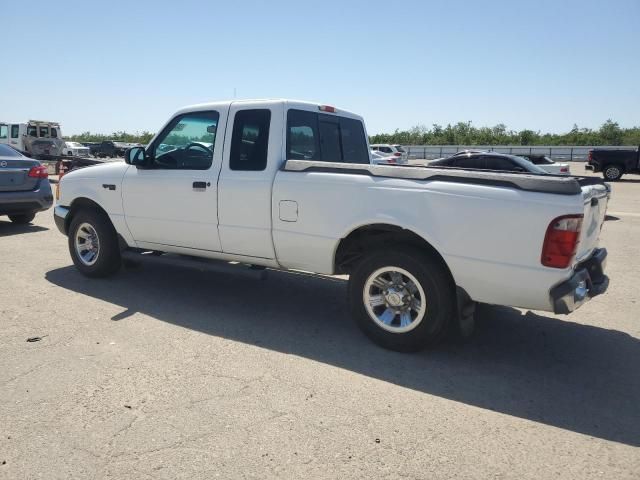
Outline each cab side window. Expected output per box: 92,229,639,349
151,111,219,170
11,125,19,138
0,125,7,139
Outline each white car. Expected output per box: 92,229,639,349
370,150,401,165
519,154,571,175
370,144,408,163
63,141,91,157
54,99,610,352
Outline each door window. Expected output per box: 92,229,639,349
51,128,58,138
0,125,7,139
230,109,271,171
151,111,219,170
485,156,519,171
10,125,19,138
27,126,37,137
453,156,484,168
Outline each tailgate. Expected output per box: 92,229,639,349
0,158,40,192
575,184,609,262
0,168,38,192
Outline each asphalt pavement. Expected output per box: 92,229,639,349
1,165,639,479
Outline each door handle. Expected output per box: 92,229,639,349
193,181,210,189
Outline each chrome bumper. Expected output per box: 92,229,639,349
550,248,608,314
53,205,70,235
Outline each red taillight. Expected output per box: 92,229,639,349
28,165,49,178
588,151,593,161
541,215,583,268
387,158,397,164
560,167,568,173
394,152,402,156
318,105,336,113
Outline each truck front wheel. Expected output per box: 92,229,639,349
348,248,455,352
68,209,121,277
603,165,623,181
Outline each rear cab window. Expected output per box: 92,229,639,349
287,109,368,164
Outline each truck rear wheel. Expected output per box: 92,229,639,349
348,247,455,352
68,209,121,277
603,165,623,181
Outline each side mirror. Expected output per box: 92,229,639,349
125,146,148,167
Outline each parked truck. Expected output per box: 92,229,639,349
587,146,640,180
0,120,65,158
53,99,610,351
88,140,132,158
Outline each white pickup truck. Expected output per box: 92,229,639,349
54,99,610,351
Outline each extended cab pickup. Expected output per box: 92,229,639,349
587,146,640,180
54,99,610,351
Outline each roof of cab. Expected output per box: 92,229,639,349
174,99,363,121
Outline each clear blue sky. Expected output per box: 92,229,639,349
2,0,638,136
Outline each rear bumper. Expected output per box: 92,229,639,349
0,181,53,215
550,248,608,314
54,205,70,235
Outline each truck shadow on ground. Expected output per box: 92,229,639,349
46,261,639,447
0,220,48,237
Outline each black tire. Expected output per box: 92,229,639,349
348,247,455,352
603,165,623,181
68,209,121,277
8,213,36,224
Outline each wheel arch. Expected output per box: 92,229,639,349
333,223,454,282
66,197,110,232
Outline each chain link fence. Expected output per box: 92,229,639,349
403,145,637,162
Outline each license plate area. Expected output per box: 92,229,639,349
0,171,26,187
